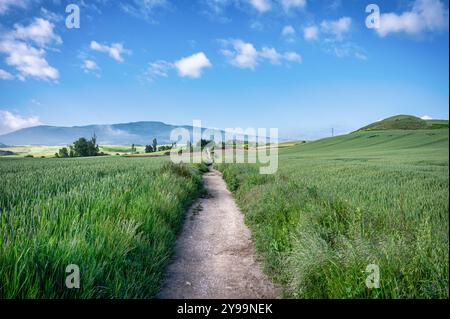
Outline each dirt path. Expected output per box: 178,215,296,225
158,168,279,299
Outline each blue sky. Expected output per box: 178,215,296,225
0,0,448,139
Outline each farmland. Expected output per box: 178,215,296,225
217,128,449,298
0,157,204,298
0,145,169,158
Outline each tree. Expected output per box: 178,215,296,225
87,134,99,156
187,141,193,153
57,135,101,158
73,137,90,157
131,144,136,153
57,147,69,158
145,145,153,153
152,138,158,153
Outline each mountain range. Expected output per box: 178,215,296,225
0,122,200,146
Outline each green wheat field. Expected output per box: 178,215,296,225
218,128,449,298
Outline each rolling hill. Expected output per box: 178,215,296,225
358,115,449,131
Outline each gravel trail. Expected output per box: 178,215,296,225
158,168,279,299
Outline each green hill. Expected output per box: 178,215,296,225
289,128,449,160
358,115,448,131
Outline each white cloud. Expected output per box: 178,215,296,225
377,0,449,37
174,52,212,78
12,18,62,47
260,47,282,64
303,25,319,41
0,110,41,134
221,39,301,69
221,39,259,69
82,59,100,75
281,0,306,12
83,60,98,71
420,115,433,120
0,68,13,80
90,41,131,62
0,39,59,81
249,0,271,13
260,47,301,64
145,53,212,81
0,18,61,81
0,0,29,15
321,16,352,40
282,25,295,36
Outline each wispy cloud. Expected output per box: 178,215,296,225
281,0,306,12
320,16,352,41
220,39,301,69
281,25,296,42
146,60,173,80
0,0,30,15
90,41,131,62
81,59,101,76
120,0,168,22
0,68,13,80
302,17,366,60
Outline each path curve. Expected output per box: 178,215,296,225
158,169,279,299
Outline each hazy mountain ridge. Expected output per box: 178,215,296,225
0,121,198,146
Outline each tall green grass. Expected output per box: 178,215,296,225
217,129,449,298
0,157,203,298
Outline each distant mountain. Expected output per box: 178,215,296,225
0,121,214,146
0,150,16,156
0,142,9,148
358,115,449,131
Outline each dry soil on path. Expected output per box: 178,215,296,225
158,169,279,299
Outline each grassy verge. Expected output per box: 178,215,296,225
217,129,449,298
0,157,203,298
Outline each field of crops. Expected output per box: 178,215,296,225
0,156,204,298
218,129,449,298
